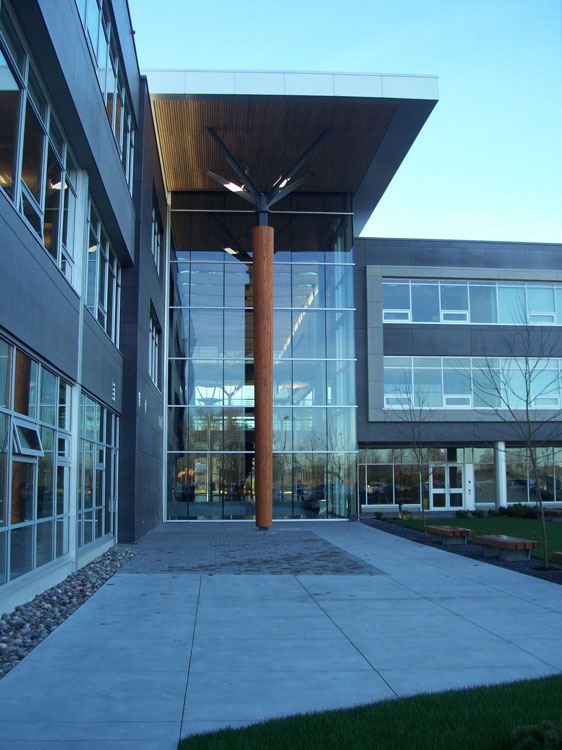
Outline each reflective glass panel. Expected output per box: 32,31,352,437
273,310,292,359
21,101,44,200
413,367,442,407
188,407,223,451
383,281,409,310
189,309,223,358
498,285,526,324
38,426,54,518
36,520,54,567
223,309,247,359
43,146,62,258
292,265,325,308
412,283,439,322
189,360,223,406
325,265,353,308
223,408,254,451
273,360,292,405
10,525,33,580
11,460,34,523
327,407,356,451
366,464,394,504
273,408,292,451
14,351,38,418
0,49,20,198
293,408,326,451
292,360,326,405
224,263,251,307
0,340,10,408
190,264,224,307
0,532,5,584
0,415,6,525
293,453,327,518
528,286,555,314
292,310,325,358
40,368,57,424
326,311,354,359
440,283,468,311
327,360,355,405
273,265,292,307
469,284,497,323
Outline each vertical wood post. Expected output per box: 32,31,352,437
253,225,274,529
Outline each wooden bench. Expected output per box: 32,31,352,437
425,525,473,545
552,551,562,565
473,534,538,561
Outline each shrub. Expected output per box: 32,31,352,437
472,509,485,518
374,511,384,520
512,720,562,750
455,510,470,518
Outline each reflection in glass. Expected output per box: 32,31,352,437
327,360,355,405
412,283,439,322
292,265,325,308
293,360,326,405
292,310,325,359
325,265,353,308
14,350,38,417
293,453,326,519
326,311,354,358
36,520,54,567
0,416,5,525
0,340,10,408
40,368,57,424
0,532,5,583
10,525,33,580
189,309,223,358
0,50,20,198
11,461,34,523
273,408,292,451
273,454,293,517
190,263,224,307
38,427,54,518
22,101,44,201
293,408,326,451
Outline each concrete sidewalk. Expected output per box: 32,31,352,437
0,521,561,749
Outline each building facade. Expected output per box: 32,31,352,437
0,0,166,611
1,0,560,613
355,237,562,514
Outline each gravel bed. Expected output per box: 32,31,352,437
0,545,136,679
362,518,562,585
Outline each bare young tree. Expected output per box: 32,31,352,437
385,378,434,537
471,323,562,568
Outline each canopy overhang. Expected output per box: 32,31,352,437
146,70,438,234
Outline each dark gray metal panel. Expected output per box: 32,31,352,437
0,196,80,380
15,0,136,265
81,313,123,412
356,237,562,271
118,80,167,543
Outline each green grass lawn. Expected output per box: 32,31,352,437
178,674,562,750
389,515,562,564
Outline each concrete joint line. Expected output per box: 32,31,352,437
179,574,203,743
294,575,400,699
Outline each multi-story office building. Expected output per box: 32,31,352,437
0,0,560,611
356,238,562,514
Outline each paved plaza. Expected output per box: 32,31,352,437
0,521,561,749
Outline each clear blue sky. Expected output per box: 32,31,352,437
129,0,562,243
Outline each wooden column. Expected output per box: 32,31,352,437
253,225,274,529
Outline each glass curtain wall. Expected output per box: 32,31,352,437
167,193,356,520
0,337,72,583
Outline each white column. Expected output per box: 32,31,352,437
494,441,508,508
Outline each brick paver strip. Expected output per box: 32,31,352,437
121,525,383,575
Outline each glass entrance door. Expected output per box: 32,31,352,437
430,464,463,509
